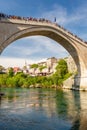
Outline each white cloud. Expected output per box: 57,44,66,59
41,4,87,27
0,56,47,68
41,4,87,41
2,36,68,58
41,5,67,25
1,36,68,67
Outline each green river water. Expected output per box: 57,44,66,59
0,88,87,130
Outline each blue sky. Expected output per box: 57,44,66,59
1,0,87,67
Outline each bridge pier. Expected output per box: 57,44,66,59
63,75,87,91
74,76,87,90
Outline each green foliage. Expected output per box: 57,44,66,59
30,64,38,69
63,73,72,80
0,74,7,87
39,65,47,72
52,74,59,86
8,67,14,77
51,59,69,87
6,77,15,87
55,59,68,78
0,65,5,73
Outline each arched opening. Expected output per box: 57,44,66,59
1,26,80,70
1,36,79,89
1,36,70,67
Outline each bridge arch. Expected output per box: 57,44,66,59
1,26,80,68
0,20,87,89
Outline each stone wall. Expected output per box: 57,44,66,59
65,56,77,74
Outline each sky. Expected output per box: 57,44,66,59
0,0,87,68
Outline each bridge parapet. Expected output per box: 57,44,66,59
0,18,86,46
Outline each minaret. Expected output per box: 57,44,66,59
25,60,27,67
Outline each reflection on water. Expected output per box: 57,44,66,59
0,88,87,130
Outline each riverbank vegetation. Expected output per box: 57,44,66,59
0,59,72,88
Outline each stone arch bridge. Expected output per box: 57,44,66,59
0,18,87,90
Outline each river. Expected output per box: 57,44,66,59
0,88,87,130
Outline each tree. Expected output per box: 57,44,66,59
30,64,39,74
8,67,14,77
55,59,68,78
39,65,47,72
30,64,38,69
0,65,5,73
51,59,68,87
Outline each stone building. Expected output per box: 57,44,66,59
23,56,77,76
65,55,77,73
46,57,57,73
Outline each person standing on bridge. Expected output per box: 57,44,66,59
54,17,56,22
